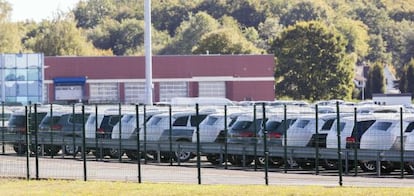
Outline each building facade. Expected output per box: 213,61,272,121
44,55,275,104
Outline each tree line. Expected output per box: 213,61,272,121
1,0,414,101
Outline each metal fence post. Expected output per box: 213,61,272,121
95,105,99,161
34,104,39,180
136,104,142,183
224,105,228,169
25,106,30,180
50,103,54,158
118,103,122,162
169,105,173,166
196,104,201,185
82,105,87,181
283,104,288,173
315,104,319,175
336,101,343,186
1,101,4,154
400,107,404,178
72,104,76,158
253,104,257,170
353,107,358,176
262,103,268,185
143,105,147,164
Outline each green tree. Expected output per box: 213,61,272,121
334,18,370,62
229,0,266,28
194,0,228,19
272,21,354,101
399,59,414,94
0,0,22,53
365,62,385,99
89,18,169,55
160,12,219,54
0,0,11,21
279,0,331,27
152,0,199,36
366,34,392,64
73,0,116,29
25,16,110,56
192,28,262,54
258,17,285,51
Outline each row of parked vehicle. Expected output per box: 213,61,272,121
2,102,414,173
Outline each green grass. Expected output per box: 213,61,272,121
1,179,414,196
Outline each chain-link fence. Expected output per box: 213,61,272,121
1,102,414,186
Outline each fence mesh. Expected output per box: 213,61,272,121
0,102,414,185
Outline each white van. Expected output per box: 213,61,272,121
141,109,214,162
282,113,340,147
360,115,414,151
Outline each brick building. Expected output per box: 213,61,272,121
44,55,275,104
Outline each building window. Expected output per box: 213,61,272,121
159,81,188,102
198,81,226,97
89,83,119,103
124,82,145,104
0,53,43,105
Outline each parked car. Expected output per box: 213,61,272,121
192,110,244,165
155,109,215,162
325,113,381,171
359,114,414,173
256,112,299,167
111,108,167,160
7,105,52,155
85,107,124,158
282,113,344,169
226,113,267,166
38,107,91,155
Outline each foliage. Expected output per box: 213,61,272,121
193,28,262,54
279,0,332,27
272,21,354,101
334,18,370,62
24,15,111,56
399,59,414,95
365,61,385,99
160,12,219,55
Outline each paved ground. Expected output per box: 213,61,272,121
1,154,414,187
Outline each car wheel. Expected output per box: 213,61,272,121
228,155,253,167
297,159,315,170
13,143,26,155
360,160,376,172
381,161,395,174
268,157,284,168
93,148,111,159
44,145,60,156
404,162,414,174
125,150,139,160
64,145,80,155
174,150,192,162
323,159,338,170
109,148,122,159
206,154,221,165
29,145,43,155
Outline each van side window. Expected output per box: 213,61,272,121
405,122,414,133
109,116,122,126
70,114,89,124
321,119,335,130
173,116,188,126
190,115,207,126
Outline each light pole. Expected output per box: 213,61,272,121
144,0,153,105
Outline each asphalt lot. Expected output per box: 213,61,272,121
1,153,414,187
